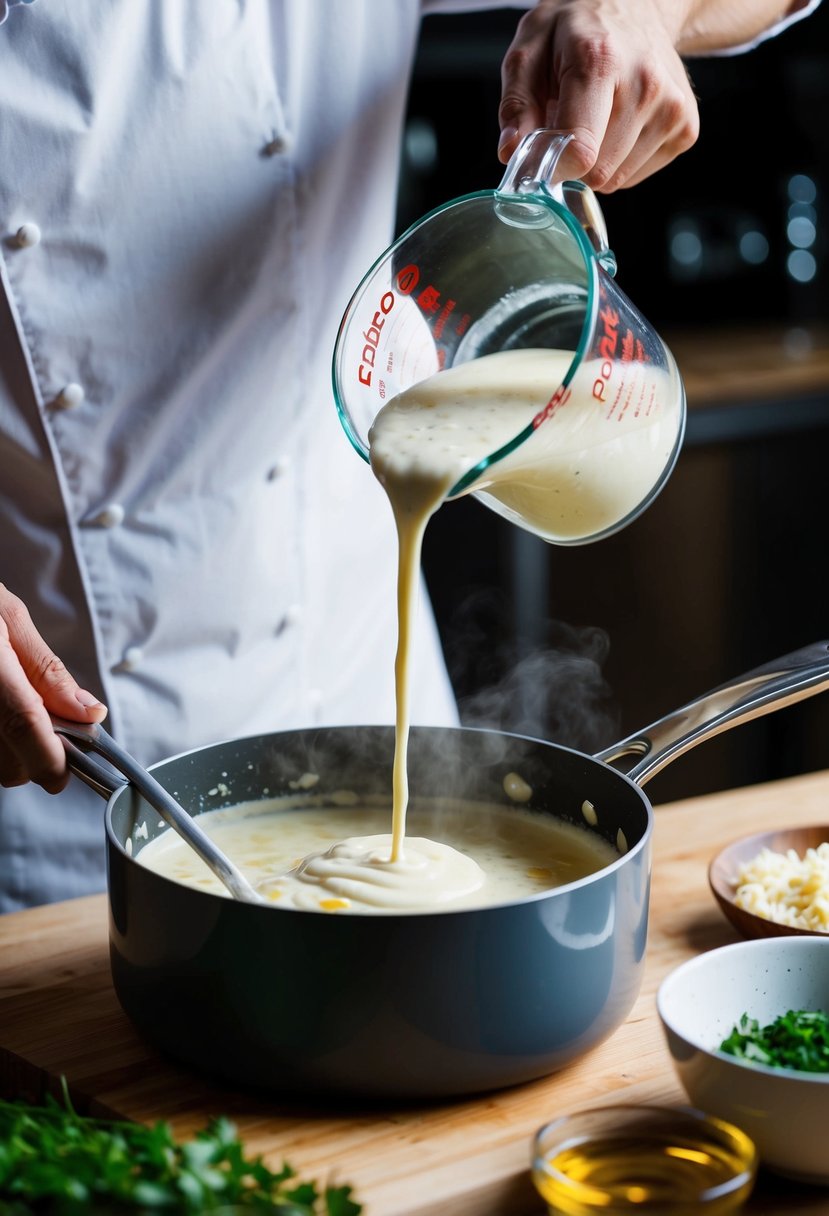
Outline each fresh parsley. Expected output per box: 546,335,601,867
0,1082,361,1214
719,1008,829,1073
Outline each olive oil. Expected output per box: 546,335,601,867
533,1109,756,1216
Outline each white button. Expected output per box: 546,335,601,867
117,646,144,672
308,688,323,713
91,502,125,528
54,382,85,410
15,222,41,248
267,457,291,480
263,133,292,157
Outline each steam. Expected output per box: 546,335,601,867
445,597,618,753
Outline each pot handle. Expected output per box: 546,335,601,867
57,734,129,800
595,640,829,787
52,717,263,904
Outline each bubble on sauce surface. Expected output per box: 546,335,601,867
581,799,598,826
289,772,320,791
503,771,533,802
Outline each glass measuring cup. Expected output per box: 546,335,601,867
332,129,686,545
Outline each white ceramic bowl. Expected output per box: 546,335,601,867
657,937,829,1185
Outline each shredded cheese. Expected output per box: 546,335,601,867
733,843,829,931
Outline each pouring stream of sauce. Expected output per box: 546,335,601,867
370,346,674,873
141,347,672,910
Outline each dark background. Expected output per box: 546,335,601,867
398,4,829,805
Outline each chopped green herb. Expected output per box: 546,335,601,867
0,1080,361,1213
719,1008,829,1073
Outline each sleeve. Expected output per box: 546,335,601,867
0,0,35,25
694,0,823,56
421,0,529,13
420,0,823,54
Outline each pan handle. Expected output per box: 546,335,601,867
57,735,130,800
52,717,263,904
594,640,829,788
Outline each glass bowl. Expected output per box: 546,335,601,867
532,1103,757,1215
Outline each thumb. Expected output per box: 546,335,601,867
32,655,107,724
1,588,107,723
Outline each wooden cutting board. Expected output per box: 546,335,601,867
3,770,829,1215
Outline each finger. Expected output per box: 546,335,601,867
0,587,106,792
585,117,665,192
0,636,69,792
545,56,616,183
498,14,557,162
601,101,699,191
1,589,107,723
618,141,689,190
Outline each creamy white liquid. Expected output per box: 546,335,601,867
370,347,678,543
137,799,618,913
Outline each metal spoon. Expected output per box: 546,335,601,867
52,716,263,904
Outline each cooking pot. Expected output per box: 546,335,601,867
57,641,829,1100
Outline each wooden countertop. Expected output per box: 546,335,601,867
663,322,829,409
3,770,829,1215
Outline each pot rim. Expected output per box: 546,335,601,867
104,723,654,920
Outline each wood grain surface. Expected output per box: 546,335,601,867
3,770,829,1215
664,322,829,408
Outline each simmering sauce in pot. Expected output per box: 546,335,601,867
137,798,618,913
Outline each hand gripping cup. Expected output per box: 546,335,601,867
332,129,686,545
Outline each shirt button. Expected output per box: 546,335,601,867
308,688,323,714
117,646,144,672
267,457,291,481
53,382,86,410
91,502,126,528
263,133,293,157
15,222,41,248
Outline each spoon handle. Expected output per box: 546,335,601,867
52,717,262,904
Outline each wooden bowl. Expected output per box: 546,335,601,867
709,825,829,940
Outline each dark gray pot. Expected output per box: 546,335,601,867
55,641,829,1100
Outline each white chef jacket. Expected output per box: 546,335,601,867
1,0,540,912
0,0,820,913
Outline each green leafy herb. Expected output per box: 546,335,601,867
719,1008,829,1073
0,1081,361,1214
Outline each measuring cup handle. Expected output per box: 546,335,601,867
497,129,574,195
559,180,616,275
497,129,616,273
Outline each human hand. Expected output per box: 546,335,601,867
0,584,107,793
498,0,699,191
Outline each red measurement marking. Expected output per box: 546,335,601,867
533,382,572,428
357,290,395,388
417,284,441,314
396,264,419,295
433,298,456,340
